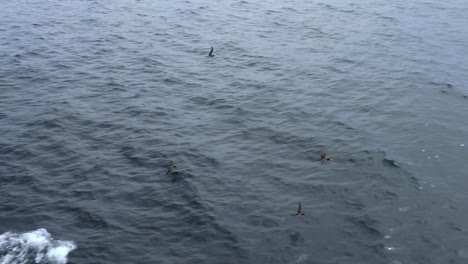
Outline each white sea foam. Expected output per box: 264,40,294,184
385,246,396,251
0,229,76,264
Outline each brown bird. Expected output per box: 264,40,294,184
320,153,331,162
166,164,177,175
292,202,305,216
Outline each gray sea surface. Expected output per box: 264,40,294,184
1,0,468,263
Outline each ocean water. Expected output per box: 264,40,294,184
1,0,468,263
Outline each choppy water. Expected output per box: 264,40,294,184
1,0,468,263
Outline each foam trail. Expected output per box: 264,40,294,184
0,228,76,264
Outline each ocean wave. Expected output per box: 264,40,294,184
0,229,75,264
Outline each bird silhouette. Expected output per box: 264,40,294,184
166,164,177,175
320,153,332,163
292,202,305,216
208,46,214,57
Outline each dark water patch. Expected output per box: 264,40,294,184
345,149,403,170
0,143,36,161
346,213,383,239
70,189,97,201
120,145,148,166
447,221,463,232
176,149,221,170
322,65,348,74
436,82,468,100
127,172,248,261
27,117,64,130
333,58,358,64
288,230,304,246
382,157,400,168
1,172,35,188
420,234,443,249
345,199,366,211
329,120,358,131
373,12,399,22
246,214,279,228
323,4,359,14
118,187,169,209
57,205,110,229
188,96,229,107
167,171,194,183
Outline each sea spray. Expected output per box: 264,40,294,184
0,229,76,264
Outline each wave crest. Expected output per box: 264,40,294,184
0,228,76,264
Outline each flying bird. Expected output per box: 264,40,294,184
208,46,214,57
292,202,305,216
320,153,332,162
166,164,177,175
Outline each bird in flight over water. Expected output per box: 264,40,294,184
320,153,332,163
166,164,177,175
293,202,305,216
208,46,214,57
